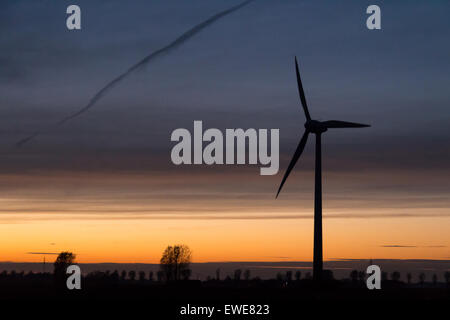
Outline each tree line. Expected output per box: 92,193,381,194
1,245,450,287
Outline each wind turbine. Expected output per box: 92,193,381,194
276,57,370,282
26,252,59,273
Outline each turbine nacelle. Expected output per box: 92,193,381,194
305,120,328,134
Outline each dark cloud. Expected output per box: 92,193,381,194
15,0,256,146
26,252,59,255
380,245,448,248
1,212,449,223
0,0,449,229
380,245,417,248
1,0,448,155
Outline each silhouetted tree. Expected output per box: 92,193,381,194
391,271,401,282
216,268,220,281
432,274,437,286
128,270,136,281
160,245,192,281
295,270,301,281
139,271,146,282
244,269,251,281
323,269,334,281
285,271,292,282
181,268,192,280
445,271,450,286
53,251,76,288
276,273,283,281
419,272,425,286
358,271,365,283
157,270,164,282
149,271,154,282
407,273,412,284
111,270,119,282
54,252,76,275
120,270,127,280
350,270,358,282
234,269,242,281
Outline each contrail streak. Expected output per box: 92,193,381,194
16,0,254,146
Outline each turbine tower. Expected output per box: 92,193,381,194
276,57,370,282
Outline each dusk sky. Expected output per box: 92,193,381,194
0,0,449,263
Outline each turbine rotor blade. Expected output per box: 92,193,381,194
276,130,310,198
294,57,311,121
323,120,370,128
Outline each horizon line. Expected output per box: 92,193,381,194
2,258,450,265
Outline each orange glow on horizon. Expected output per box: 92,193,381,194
0,170,449,263
1,215,448,263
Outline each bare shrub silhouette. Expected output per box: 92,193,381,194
111,270,119,282
53,251,76,289
358,271,365,283
54,252,76,274
234,269,242,281
276,273,283,281
285,271,292,282
391,271,401,282
216,268,221,281
407,273,412,284
350,270,358,283
419,272,425,286
160,245,192,281
180,268,192,280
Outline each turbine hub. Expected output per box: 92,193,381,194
305,120,327,133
